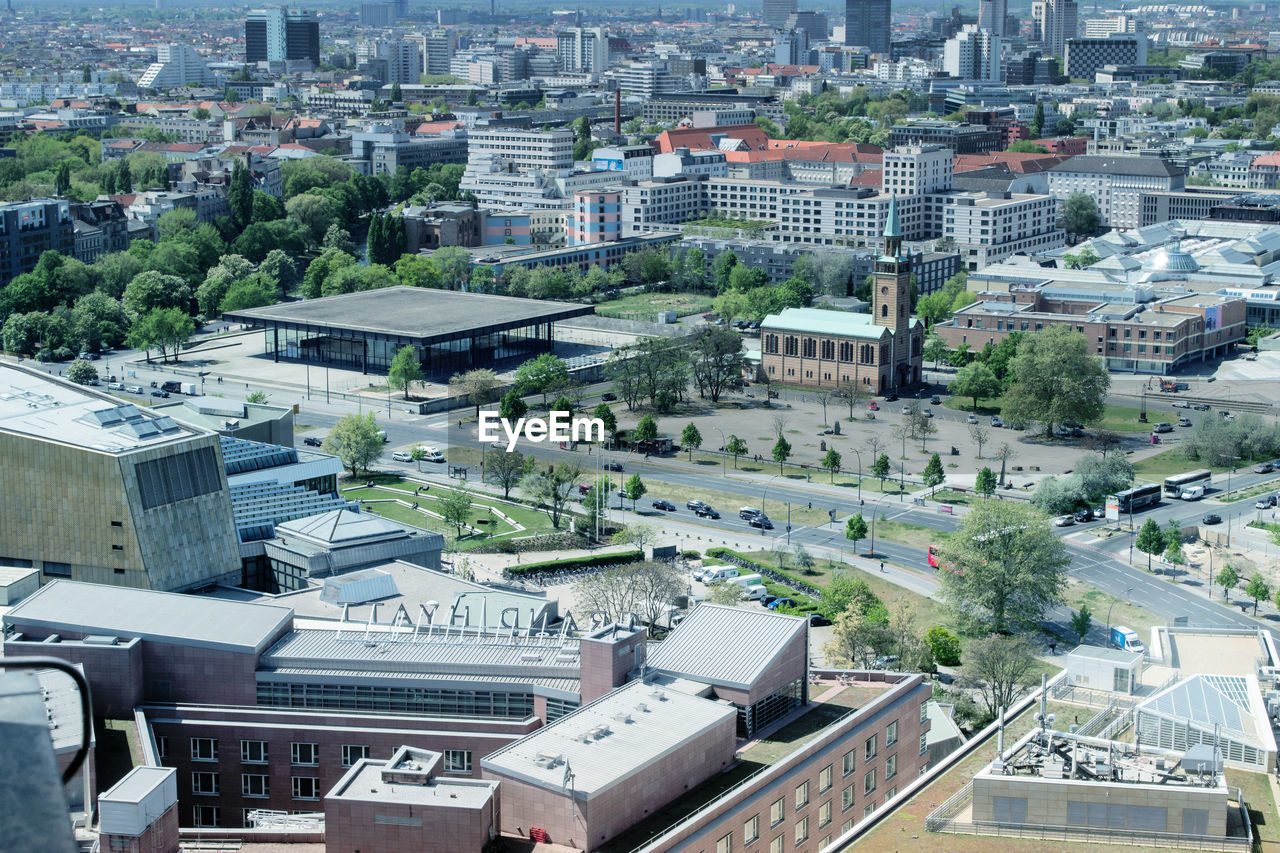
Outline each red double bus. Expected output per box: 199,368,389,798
927,545,941,568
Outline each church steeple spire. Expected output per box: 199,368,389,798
883,193,903,259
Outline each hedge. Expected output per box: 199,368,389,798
706,548,823,608
504,549,644,578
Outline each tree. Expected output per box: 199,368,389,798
925,626,962,666
689,325,744,402
1002,326,1109,437
515,353,569,405
821,448,842,482
845,513,868,552
936,501,1070,634
924,334,949,368
123,270,191,319
968,423,990,459
1070,604,1093,643
389,81,402,103
1063,247,1102,270
126,307,194,363
617,522,659,555
922,453,945,496
323,412,384,478
951,362,1001,411
726,434,748,468
1164,522,1185,566
633,414,658,445
66,358,98,385
975,466,998,498
449,368,500,417
498,389,527,423
681,422,703,461
623,472,647,509
872,453,891,490
575,561,683,627
962,634,1039,719
993,443,1015,486
772,434,792,474
251,191,285,224
1062,190,1100,240
1217,565,1240,601
220,275,277,312
388,345,423,399
431,245,474,290
592,403,618,442
286,193,337,244
54,160,71,197
1245,573,1272,616
245,390,269,404
229,159,253,230
522,462,582,528
424,470,473,530
1007,140,1049,153
1135,518,1165,573
322,224,355,255
823,590,892,667
484,448,531,499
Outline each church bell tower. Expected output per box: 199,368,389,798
873,193,911,341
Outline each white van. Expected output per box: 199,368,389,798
741,584,768,601
702,567,741,584
1180,484,1205,501
729,573,763,588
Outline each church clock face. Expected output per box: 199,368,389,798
880,286,888,294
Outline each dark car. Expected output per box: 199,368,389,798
652,500,676,512
1202,513,1223,525
695,506,721,519
302,436,323,447
749,516,774,529
601,392,617,401
687,499,708,512
149,389,169,398
760,594,778,607
604,461,624,472
1193,403,1211,411
1074,508,1093,522
882,392,898,402
930,395,942,405
808,613,832,627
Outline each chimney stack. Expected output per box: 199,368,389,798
614,89,621,135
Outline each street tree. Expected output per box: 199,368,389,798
936,500,1070,634
66,359,98,385
126,307,194,363
633,414,659,445
838,379,868,419
923,334,949,368
969,423,990,458
975,466,998,498
448,368,500,416
323,412,384,478
951,362,1001,411
498,390,527,422
726,434,748,468
484,448,531,499
688,325,743,402
823,591,892,667
515,353,569,405
1062,190,1100,240
993,443,1016,485
925,626,962,666
1002,326,1109,437
623,472,647,509
1217,565,1240,601
1070,605,1093,643
1245,573,1272,615
962,633,1040,719
439,487,473,539
618,522,659,555
772,434,792,474
574,561,683,627
821,448,842,482
245,390,269,404
681,422,703,461
592,403,618,443
707,582,744,606
922,453,945,496
845,513,868,553
1164,520,1185,566
388,345,423,399
522,462,582,528
872,453,892,490
1135,518,1164,573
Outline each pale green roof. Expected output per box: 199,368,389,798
884,193,901,238
762,307,908,339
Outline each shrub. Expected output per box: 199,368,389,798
503,548,644,578
681,549,702,559
925,626,962,666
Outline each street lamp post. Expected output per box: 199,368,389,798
1105,586,1133,646
1225,456,1240,547
714,428,727,478
849,448,863,504
762,473,782,537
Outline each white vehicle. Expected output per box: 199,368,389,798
180,382,196,395
741,584,768,601
416,445,445,463
728,573,763,588
701,567,740,584
1110,626,1144,654
392,451,413,463
1180,484,1205,501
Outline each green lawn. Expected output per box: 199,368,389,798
687,449,909,496
1130,448,1224,483
943,397,1177,434
594,290,713,322
1060,580,1161,638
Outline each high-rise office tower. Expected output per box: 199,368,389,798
943,25,1001,80
762,0,797,28
978,0,1006,38
420,30,456,75
556,26,607,73
774,28,810,65
844,0,891,54
1040,0,1077,55
245,8,320,65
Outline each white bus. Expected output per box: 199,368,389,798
1163,469,1211,498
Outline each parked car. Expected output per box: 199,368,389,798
149,389,169,398
1255,462,1274,474
882,392,898,402
1152,422,1173,433
871,654,901,670
652,499,676,512
767,597,796,610
1053,515,1075,527
759,594,778,607
604,461,624,472
901,405,911,415
687,499,709,512
392,451,413,463
967,413,978,423
921,408,933,418
601,392,617,401
930,395,942,405
78,351,100,360
991,416,1004,427
303,436,323,447
1202,513,1223,525
1177,417,1192,427
125,385,144,394
695,506,721,519
749,515,774,529
808,613,832,627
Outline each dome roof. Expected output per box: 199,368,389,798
1144,240,1199,274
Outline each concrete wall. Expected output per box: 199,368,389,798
100,802,179,853
749,623,808,705
578,627,646,704
325,790,496,853
971,772,1228,837
4,636,144,717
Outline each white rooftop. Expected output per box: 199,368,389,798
481,680,736,798
0,364,200,454
647,603,806,691
328,748,497,808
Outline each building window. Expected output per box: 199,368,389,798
795,780,810,809
843,749,856,775
242,774,269,798
716,833,732,853
770,838,783,853
155,735,168,761
864,768,877,795
886,753,898,781
886,721,898,747
341,744,369,767
744,814,760,844
191,771,219,796
842,783,855,810
920,733,929,756
819,800,832,828
192,805,220,828
795,816,809,844
190,738,218,762
241,740,268,764
819,764,832,793
292,776,320,800
865,734,877,761
291,743,319,766
784,336,798,356
864,803,876,818
444,749,472,773
43,561,71,578
770,797,784,827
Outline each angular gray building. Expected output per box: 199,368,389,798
845,0,891,54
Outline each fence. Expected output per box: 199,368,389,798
923,817,1251,852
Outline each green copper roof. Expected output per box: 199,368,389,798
883,194,902,239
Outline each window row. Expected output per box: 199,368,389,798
186,738,369,768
